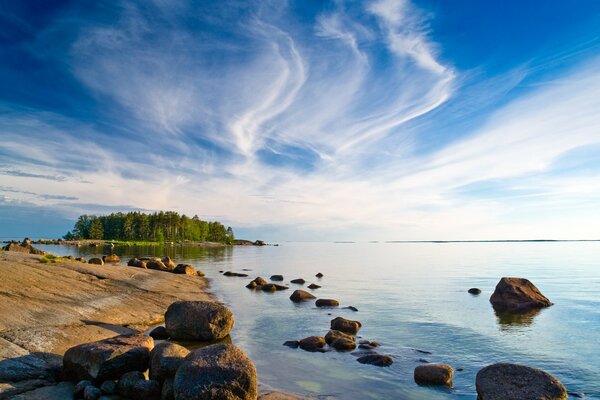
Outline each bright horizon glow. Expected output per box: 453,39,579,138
1,1,600,241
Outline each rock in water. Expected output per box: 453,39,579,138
63,333,154,382
414,364,454,386
102,254,120,264
330,317,361,335
162,257,176,270
174,264,196,275
307,283,321,289
270,274,284,281
325,330,356,351
165,301,234,341
298,336,326,352
315,299,339,307
315,273,324,278
260,283,288,291
356,354,393,367
468,288,482,295
490,277,553,311
289,290,316,303
173,344,257,400
290,278,305,284
147,258,168,271
2,239,45,254
149,342,190,383
476,363,567,400
88,258,104,265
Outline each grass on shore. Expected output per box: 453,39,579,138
39,254,69,263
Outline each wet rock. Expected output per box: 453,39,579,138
270,275,284,281
117,371,145,398
2,239,45,255
315,273,324,278
196,270,205,277
149,326,169,340
414,364,454,386
162,378,175,400
468,288,482,295
476,363,567,400
75,380,93,397
165,301,234,341
490,277,553,311
88,258,104,266
99,380,117,395
343,306,359,312
307,284,321,289
84,385,102,400
330,317,361,335
298,336,326,352
357,354,393,367
162,257,176,270
247,277,267,289
147,259,168,271
173,264,195,275
289,290,316,303
131,379,161,400
283,341,300,348
315,299,339,307
174,344,257,400
63,333,154,382
102,254,120,264
259,283,288,292
223,271,249,277
290,278,305,284
149,342,190,383
325,330,356,351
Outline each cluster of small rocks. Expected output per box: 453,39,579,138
125,257,204,276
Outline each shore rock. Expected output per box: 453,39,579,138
147,258,168,271
270,275,284,281
173,344,257,400
315,299,339,307
414,364,454,386
174,264,195,275
325,330,356,351
132,379,161,400
88,258,104,266
307,284,321,289
149,342,190,383
290,279,305,284
357,354,393,367
63,333,153,382
490,277,553,311
149,326,169,340
165,301,234,341
330,317,361,335
2,240,45,255
476,363,567,400
223,271,249,277
127,258,147,269
162,257,176,270
247,277,268,289
83,385,102,400
289,290,316,303
468,288,482,295
74,380,93,397
260,283,288,292
102,254,120,264
117,371,145,398
298,336,326,352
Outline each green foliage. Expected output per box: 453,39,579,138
40,254,67,263
67,211,234,244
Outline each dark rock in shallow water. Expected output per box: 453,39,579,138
357,354,393,367
223,271,248,277
102,254,120,264
476,363,567,400
468,288,482,295
290,278,305,284
174,344,257,400
88,258,104,265
147,258,168,271
490,277,552,312
174,264,196,275
149,342,190,383
307,283,321,289
330,316,361,334
260,283,288,292
247,277,268,289
414,364,454,386
149,326,169,340
165,301,234,341
325,330,356,351
246,281,257,289
343,306,359,311
315,273,324,278
316,299,339,307
298,336,326,352
270,275,284,281
128,258,147,269
289,289,316,303
283,340,300,348
63,333,153,382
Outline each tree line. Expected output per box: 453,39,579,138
63,211,234,244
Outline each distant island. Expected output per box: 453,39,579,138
63,211,235,244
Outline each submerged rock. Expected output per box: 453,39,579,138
490,277,553,311
290,278,305,284
357,354,393,367
468,288,482,295
247,277,268,289
316,299,339,307
223,271,249,277
289,289,316,303
315,273,324,278
414,364,454,386
343,306,359,312
307,283,321,289
325,330,356,351
270,275,284,281
330,317,361,335
165,301,234,341
476,363,567,400
298,336,326,352
173,344,257,400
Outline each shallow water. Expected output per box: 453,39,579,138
42,242,600,399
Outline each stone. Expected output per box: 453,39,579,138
161,378,174,400
173,264,195,275
117,371,145,398
162,257,176,270
99,380,117,395
325,330,356,351
196,270,205,277
468,288,482,295
357,354,393,367
88,258,104,266
307,284,321,289
270,275,284,281
476,363,567,400
147,259,168,271
131,379,161,400
298,336,326,352
246,281,257,289
127,258,147,269
223,271,249,277
259,283,288,292
74,380,94,397
149,342,190,383
173,344,257,400
84,385,102,400
315,273,323,278
330,317,361,334
290,278,305,284
165,301,234,341
2,240,45,255
490,277,553,311
149,326,169,340
253,277,268,286
343,306,358,312
289,290,316,303
315,299,339,307
102,255,120,264
63,333,154,382
414,364,454,386
283,341,299,348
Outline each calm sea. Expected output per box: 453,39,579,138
41,242,600,399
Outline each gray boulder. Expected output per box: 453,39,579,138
165,301,234,341
149,342,190,383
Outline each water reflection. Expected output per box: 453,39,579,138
494,308,542,329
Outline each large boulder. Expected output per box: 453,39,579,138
173,344,257,400
2,239,45,255
490,277,553,312
476,363,567,400
330,317,361,335
149,342,190,383
165,301,234,341
62,333,154,382
289,290,316,303
128,258,147,269
325,330,356,351
414,364,454,386
270,275,284,281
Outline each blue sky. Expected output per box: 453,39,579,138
1,0,600,240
